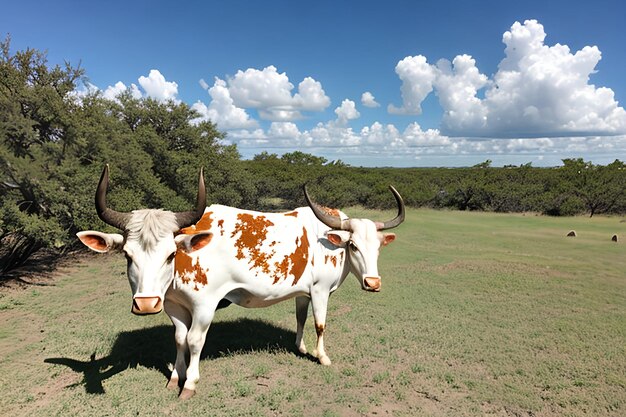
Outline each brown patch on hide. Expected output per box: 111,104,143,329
175,252,208,289
231,213,275,275
287,227,309,285
271,228,310,285
179,211,213,234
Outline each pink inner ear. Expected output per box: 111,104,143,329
191,234,213,251
382,233,396,246
80,234,108,251
327,233,343,246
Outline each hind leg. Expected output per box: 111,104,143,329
295,296,310,355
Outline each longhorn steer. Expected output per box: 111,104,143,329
77,166,405,399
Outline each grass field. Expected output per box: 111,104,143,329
1,209,625,416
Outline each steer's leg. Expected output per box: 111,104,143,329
295,296,310,355
180,306,216,400
310,290,332,366
164,300,191,390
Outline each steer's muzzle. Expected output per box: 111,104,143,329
131,296,163,315
363,277,381,292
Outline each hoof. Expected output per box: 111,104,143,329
319,355,332,366
297,345,308,355
179,387,196,400
166,378,179,390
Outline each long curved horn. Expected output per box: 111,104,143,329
303,184,350,230
174,167,206,229
377,185,405,230
95,164,132,230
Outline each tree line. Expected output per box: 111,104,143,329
1,40,625,274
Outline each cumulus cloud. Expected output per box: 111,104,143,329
191,78,257,129
138,69,179,102
361,92,380,108
97,70,178,103
483,20,626,136
390,19,626,137
224,66,330,121
334,99,360,125
434,55,489,133
102,81,142,101
229,109,450,155
294,77,332,111
388,55,437,115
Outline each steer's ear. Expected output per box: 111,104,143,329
175,231,213,253
381,233,396,246
326,230,351,247
77,231,124,253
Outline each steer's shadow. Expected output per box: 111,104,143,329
45,318,299,394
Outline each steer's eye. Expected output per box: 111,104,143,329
348,241,358,252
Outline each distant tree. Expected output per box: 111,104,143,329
473,159,492,169
560,158,626,217
281,151,327,166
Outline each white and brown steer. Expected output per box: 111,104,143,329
77,166,405,399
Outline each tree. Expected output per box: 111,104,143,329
0,39,244,274
560,158,626,217
0,36,86,272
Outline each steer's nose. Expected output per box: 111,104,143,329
131,296,163,315
364,277,381,292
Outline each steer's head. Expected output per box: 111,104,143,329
76,165,209,315
304,185,404,292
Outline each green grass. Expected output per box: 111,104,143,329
1,209,624,416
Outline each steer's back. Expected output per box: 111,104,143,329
173,205,336,303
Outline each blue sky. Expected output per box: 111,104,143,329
3,0,625,167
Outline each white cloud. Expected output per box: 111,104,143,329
268,122,301,140
138,69,179,102
191,78,257,130
434,55,489,134
258,109,304,122
388,55,437,115
97,70,177,103
361,91,380,108
334,99,360,125
224,66,330,121
102,81,127,101
294,77,332,111
390,19,626,138
482,20,626,136
102,81,142,101
228,66,294,108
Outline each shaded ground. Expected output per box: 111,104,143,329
0,249,90,288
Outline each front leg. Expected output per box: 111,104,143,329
295,296,310,355
310,289,332,366
180,305,217,400
164,300,191,390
